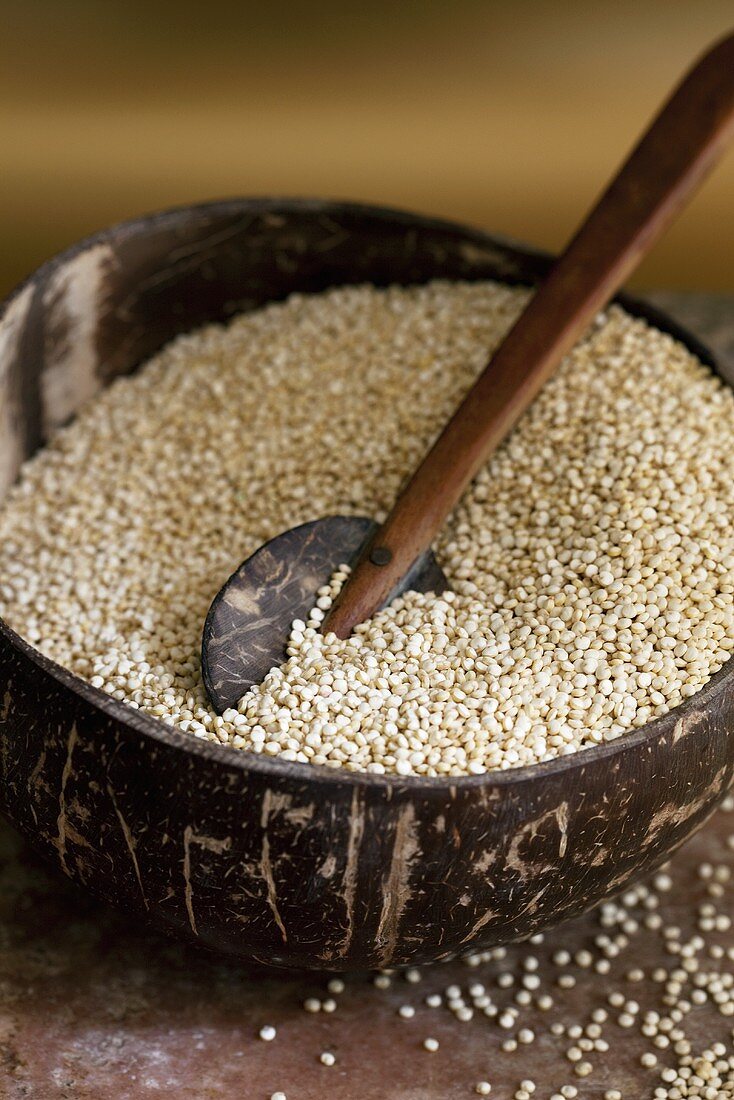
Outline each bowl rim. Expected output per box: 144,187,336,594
1,194,731,792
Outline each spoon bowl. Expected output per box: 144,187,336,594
0,198,732,969
202,515,447,713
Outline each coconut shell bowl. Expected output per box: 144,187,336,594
0,198,732,971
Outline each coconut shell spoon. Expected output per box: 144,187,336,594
202,31,734,714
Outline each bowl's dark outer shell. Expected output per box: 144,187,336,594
0,199,732,970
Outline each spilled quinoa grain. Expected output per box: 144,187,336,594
1,280,734,776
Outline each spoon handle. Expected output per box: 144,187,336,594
325,32,734,638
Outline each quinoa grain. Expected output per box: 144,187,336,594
2,282,734,776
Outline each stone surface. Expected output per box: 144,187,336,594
0,807,732,1099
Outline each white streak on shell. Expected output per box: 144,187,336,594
41,243,114,436
260,790,288,943
0,283,34,497
375,803,420,966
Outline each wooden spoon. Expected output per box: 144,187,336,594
202,31,734,714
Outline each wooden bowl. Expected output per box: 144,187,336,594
1,199,732,971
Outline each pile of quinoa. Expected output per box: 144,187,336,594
1,280,733,777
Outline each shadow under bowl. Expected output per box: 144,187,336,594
0,198,732,970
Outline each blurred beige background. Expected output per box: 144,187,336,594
2,0,733,297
